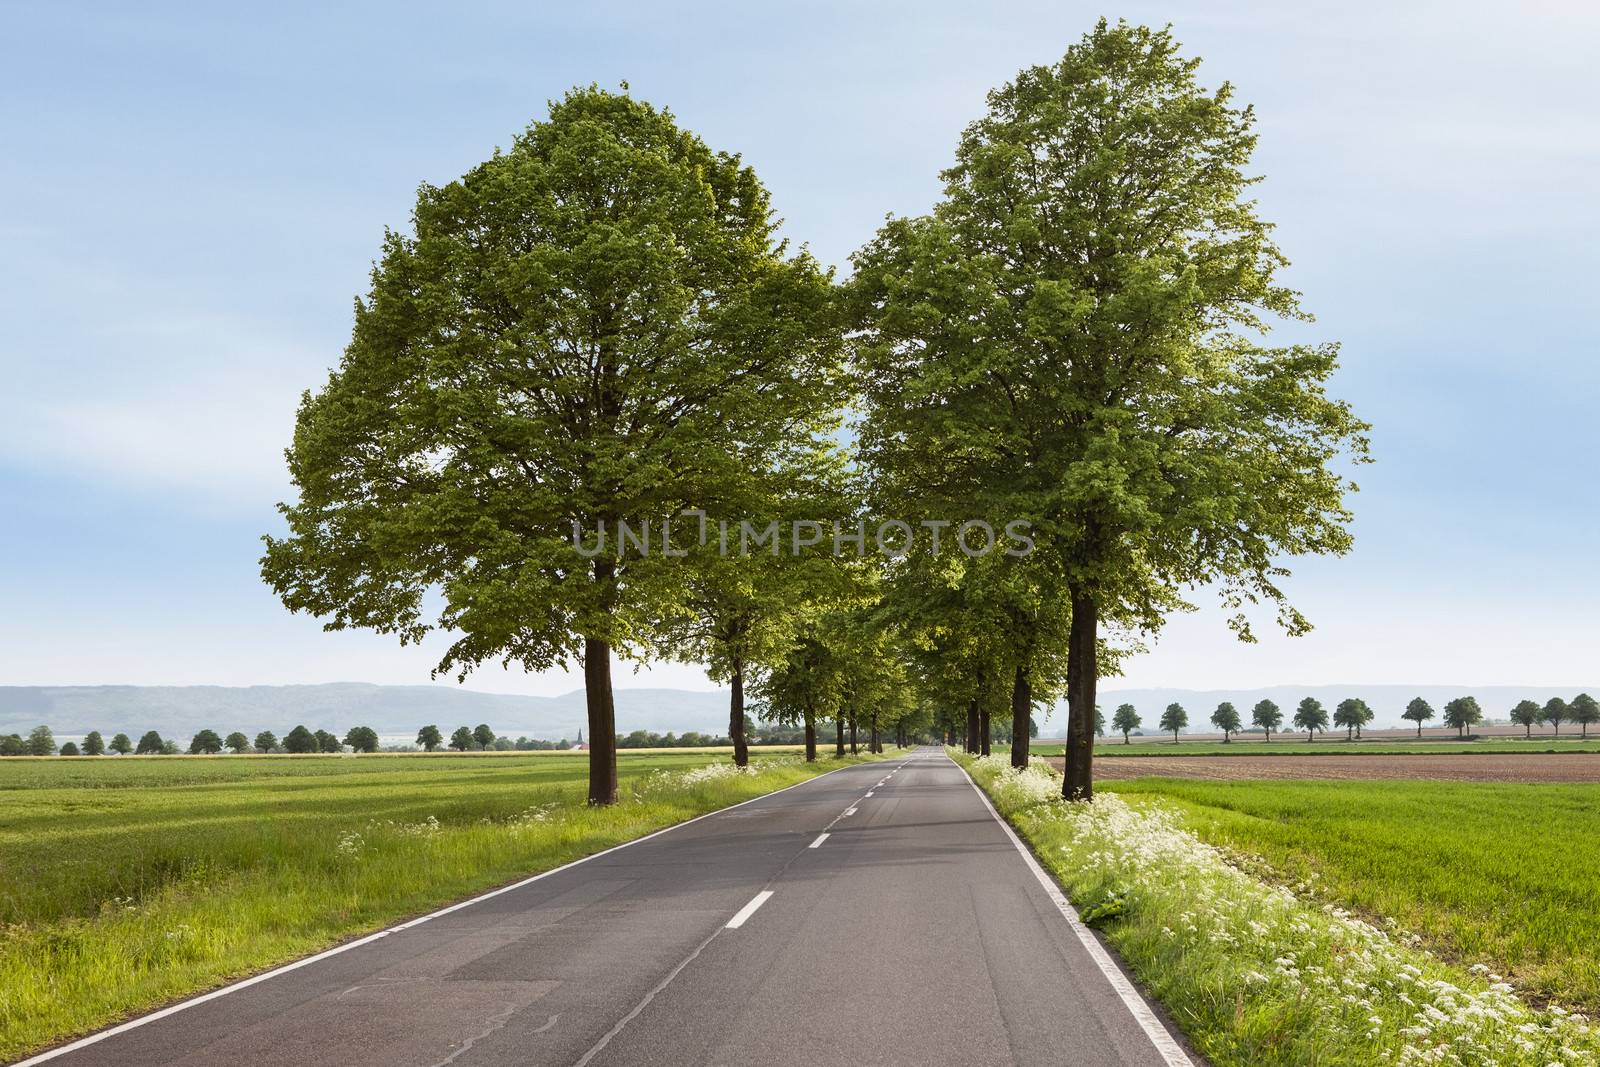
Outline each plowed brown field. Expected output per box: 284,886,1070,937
1051,753,1600,782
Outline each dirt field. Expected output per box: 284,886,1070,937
1050,752,1600,783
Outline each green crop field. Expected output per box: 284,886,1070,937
1027,738,1600,756
0,750,881,1061
1106,777,1600,1007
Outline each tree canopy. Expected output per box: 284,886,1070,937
1293,698,1328,740
1158,703,1188,741
849,20,1367,798
1210,702,1241,740
1402,698,1436,736
1333,698,1373,740
1251,699,1282,739
262,86,841,804
1442,696,1482,737
1112,704,1141,743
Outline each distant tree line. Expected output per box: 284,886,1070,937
0,723,386,755
8,691,1596,757
1095,692,1600,743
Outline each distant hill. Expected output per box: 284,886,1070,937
1063,684,1600,733
0,684,730,742
7,682,1596,746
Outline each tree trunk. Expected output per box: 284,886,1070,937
1415,721,1422,737
870,711,881,754
849,715,858,755
729,658,748,768
834,716,845,758
979,705,990,757
1122,731,1130,745
966,699,979,754
804,708,816,762
583,632,618,806
1010,663,1031,769
1062,586,1098,801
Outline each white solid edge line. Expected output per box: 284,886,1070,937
13,759,877,1067
951,756,1195,1067
725,889,775,929
808,832,830,848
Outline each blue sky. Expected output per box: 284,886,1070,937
2,1,1597,696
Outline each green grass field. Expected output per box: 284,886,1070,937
1028,738,1600,756
959,752,1599,1065
1107,777,1600,1007
0,750,881,1061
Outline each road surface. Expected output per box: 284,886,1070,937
23,750,1192,1067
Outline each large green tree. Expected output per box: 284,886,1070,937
851,22,1368,800
1333,698,1372,740
1158,703,1188,742
25,725,55,757
1252,699,1282,741
1112,703,1141,743
1293,698,1328,741
1402,697,1436,737
344,726,380,753
1571,693,1599,739
261,88,838,805
283,725,318,754
662,453,852,768
755,629,845,762
1543,697,1569,737
1210,702,1241,741
189,729,224,755
888,546,1069,767
1509,699,1540,739
1442,696,1482,738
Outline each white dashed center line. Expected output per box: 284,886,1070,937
726,890,774,929
809,833,830,849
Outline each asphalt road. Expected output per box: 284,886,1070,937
25,750,1193,1067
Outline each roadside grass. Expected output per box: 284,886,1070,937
1107,777,1600,1008
0,750,882,1061
956,751,1598,1067
1028,739,1600,757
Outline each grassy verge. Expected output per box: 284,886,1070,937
1030,739,1600,757
0,750,882,1061
1107,778,1600,1007
956,751,1598,1066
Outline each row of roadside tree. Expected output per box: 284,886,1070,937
258,21,1369,804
